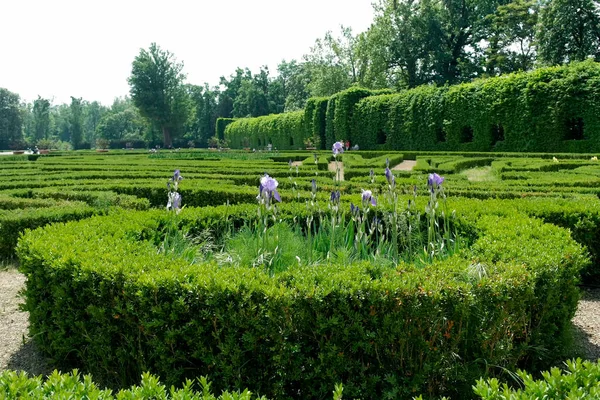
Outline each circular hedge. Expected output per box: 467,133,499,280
17,201,588,399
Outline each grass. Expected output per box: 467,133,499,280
462,166,498,182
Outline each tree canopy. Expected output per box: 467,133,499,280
128,43,190,147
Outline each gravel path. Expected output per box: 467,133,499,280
572,287,600,360
0,269,597,379
328,161,344,181
0,268,51,376
392,160,417,171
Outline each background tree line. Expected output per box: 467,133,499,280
2,0,599,149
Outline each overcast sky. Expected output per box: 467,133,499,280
0,0,375,106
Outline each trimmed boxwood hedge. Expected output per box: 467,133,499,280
17,199,588,399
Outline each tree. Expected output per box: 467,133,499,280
69,97,83,149
128,43,190,147
186,83,219,147
232,67,272,118
83,101,107,144
303,26,359,96
33,96,51,142
537,0,600,64
359,0,435,89
274,59,310,111
96,109,146,141
0,88,23,150
218,68,250,118
486,0,538,74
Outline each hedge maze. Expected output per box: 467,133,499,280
1,147,599,399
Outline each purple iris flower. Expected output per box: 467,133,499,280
385,167,395,186
172,192,181,209
167,191,182,212
361,189,377,207
332,141,344,156
259,174,281,203
330,190,340,204
173,169,183,181
428,173,444,190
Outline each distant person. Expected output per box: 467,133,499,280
345,140,350,151
352,144,359,151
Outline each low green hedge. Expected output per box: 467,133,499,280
3,359,598,399
0,370,268,400
473,358,600,399
0,203,95,258
17,199,588,399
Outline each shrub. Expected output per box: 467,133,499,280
17,200,588,399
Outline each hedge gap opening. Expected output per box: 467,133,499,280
564,117,585,140
460,126,474,143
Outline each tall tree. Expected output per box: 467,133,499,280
83,101,107,144
274,59,310,111
33,96,51,141
0,88,23,150
69,97,83,149
218,68,250,118
360,0,434,89
186,83,219,147
537,0,600,64
128,43,190,147
486,0,538,74
303,26,359,96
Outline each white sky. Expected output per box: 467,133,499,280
0,0,375,106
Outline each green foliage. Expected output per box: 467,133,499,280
16,199,588,399
0,370,268,399
215,118,235,140
0,88,24,150
69,97,84,150
304,97,329,149
32,96,51,142
128,43,190,147
473,358,600,399
537,0,600,65
224,111,305,150
353,61,600,152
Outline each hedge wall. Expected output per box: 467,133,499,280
223,61,600,152
224,112,305,150
215,118,235,140
354,61,600,151
17,200,588,399
304,97,329,150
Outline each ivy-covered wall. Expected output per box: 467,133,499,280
304,97,328,150
224,111,305,150
215,118,235,140
224,61,600,152
355,61,600,151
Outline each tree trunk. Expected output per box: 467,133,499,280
162,126,172,148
